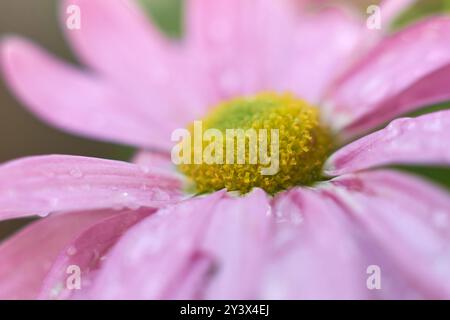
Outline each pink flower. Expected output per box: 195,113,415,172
0,0,450,299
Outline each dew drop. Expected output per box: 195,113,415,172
385,120,403,138
69,167,83,178
432,211,449,229
113,191,140,210
290,212,304,226
140,165,150,174
38,211,50,218
152,189,170,201
66,246,77,256
49,282,64,299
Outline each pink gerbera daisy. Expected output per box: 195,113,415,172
0,0,450,300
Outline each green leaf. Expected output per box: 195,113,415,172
392,0,450,30
391,165,450,190
403,101,450,118
138,0,183,38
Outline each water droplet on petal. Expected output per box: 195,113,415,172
66,246,77,256
432,211,449,229
140,165,150,174
152,189,170,201
38,211,50,218
69,167,83,178
49,282,64,299
290,211,304,225
112,191,140,210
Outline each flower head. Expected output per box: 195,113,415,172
0,0,449,299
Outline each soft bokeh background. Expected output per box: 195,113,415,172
0,0,449,240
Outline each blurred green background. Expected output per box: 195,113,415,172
0,0,449,241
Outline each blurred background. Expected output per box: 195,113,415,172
0,0,449,240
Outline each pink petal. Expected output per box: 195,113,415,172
186,0,363,104
0,37,177,150
326,17,450,136
60,0,174,82
132,151,177,174
60,0,207,148
74,189,274,299
0,155,182,221
0,210,116,299
262,188,369,299
37,209,152,300
325,170,450,298
75,191,226,299
267,7,364,103
325,111,450,176
199,189,272,299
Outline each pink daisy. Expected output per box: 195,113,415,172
0,0,450,300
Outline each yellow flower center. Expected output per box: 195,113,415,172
177,92,334,194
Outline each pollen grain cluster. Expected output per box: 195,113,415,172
178,92,333,195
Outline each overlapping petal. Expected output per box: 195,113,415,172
37,209,153,300
186,0,363,104
75,190,226,299
0,155,182,221
0,210,116,299
324,170,450,298
73,189,274,299
325,111,450,176
262,188,368,299
0,37,180,150
380,0,418,27
327,17,450,136
60,0,208,148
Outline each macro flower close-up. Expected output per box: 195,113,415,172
0,0,450,301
